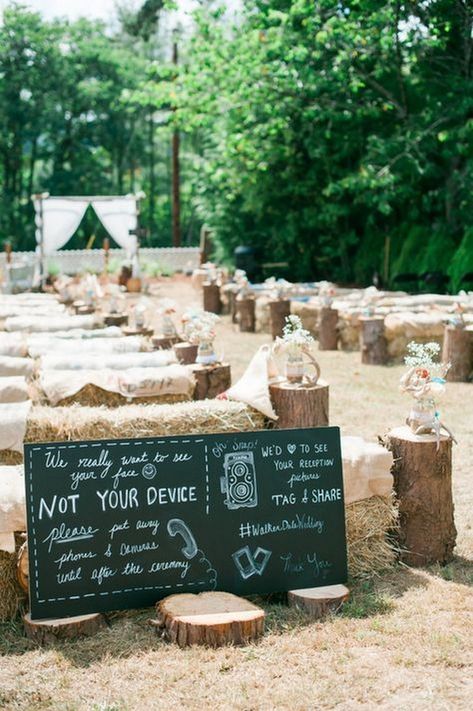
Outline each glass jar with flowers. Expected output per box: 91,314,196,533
274,315,320,385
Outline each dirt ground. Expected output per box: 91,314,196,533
0,276,472,710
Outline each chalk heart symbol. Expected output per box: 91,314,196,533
287,444,297,455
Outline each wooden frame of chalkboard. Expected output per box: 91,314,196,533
24,427,347,620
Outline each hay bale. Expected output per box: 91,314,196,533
54,386,190,408
290,301,320,336
0,549,23,621
345,495,399,577
0,451,23,466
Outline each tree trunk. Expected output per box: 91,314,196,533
318,308,339,351
359,316,388,365
269,380,329,428
269,299,291,340
442,325,473,382
237,297,256,332
192,363,231,399
155,591,265,648
203,282,222,314
23,612,107,644
174,342,198,364
288,584,350,618
386,425,456,566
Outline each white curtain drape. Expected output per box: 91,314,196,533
35,199,89,255
91,198,138,259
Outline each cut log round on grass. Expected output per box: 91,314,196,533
156,591,265,648
192,363,231,400
386,425,456,566
103,313,128,327
269,380,329,428
359,316,388,365
236,297,256,332
16,541,29,595
203,282,222,314
269,300,291,340
23,612,107,644
288,584,350,618
442,325,473,382
174,342,198,364
318,308,339,351
152,334,181,350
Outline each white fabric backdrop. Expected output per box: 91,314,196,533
92,198,138,258
35,198,89,255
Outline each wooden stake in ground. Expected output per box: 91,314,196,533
442,325,473,382
269,380,329,428
174,342,198,364
359,316,388,365
318,308,339,351
288,584,350,618
192,363,231,399
236,296,256,332
156,591,265,648
23,612,107,644
269,300,291,340
203,282,222,314
386,425,456,566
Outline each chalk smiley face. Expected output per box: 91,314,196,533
142,463,157,480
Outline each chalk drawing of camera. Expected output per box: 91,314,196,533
220,452,258,510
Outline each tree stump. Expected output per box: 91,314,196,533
174,342,198,364
288,584,350,618
203,282,222,314
229,290,238,323
155,591,265,648
269,300,291,340
386,425,456,566
16,541,29,595
23,612,107,644
192,363,231,399
359,316,388,365
442,325,473,382
103,313,128,327
318,308,339,351
122,325,153,337
269,380,329,428
237,297,256,332
152,335,181,350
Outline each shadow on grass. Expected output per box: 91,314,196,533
427,555,473,587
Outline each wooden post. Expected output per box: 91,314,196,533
192,363,231,399
203,281,222,314
269,299,291,340
103,237,110,273
4,242,12,265
174,342,198,364
442,325,473,382
155,591,265,648
237,297,256,332
359,316,388,365
318,307,339,351
386,425,456,566
288,584,350,619
23,612,107,644
269,380,329,428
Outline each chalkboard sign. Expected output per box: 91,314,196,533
24,427,347,619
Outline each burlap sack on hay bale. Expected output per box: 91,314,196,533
28,335,147,358
0,356,35,378
0,334,28,358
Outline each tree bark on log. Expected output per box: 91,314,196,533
236,297,256,332
192,363,231,399
386,425,456,566
359,316,388,365
203,282,222,314
318,308,339,351
155,591,265,648
174,342,198,364
442,325,473,382
269,300,291,340
152,335,181,350
23,612,107,644
288,584,350,618
269,380,329,428
103,313,128,327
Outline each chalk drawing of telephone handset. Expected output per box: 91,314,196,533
167,518,198,560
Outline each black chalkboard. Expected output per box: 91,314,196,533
24,427,347,619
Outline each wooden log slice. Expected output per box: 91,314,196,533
156,591,265,648
269,380,329,428
236,297,256,332
318,308,339,351
122,326,153,337
174,342,199,365
76,305,95,316
192,363,231,400
386,425,456,566
269,300,291,340
288,584,350,618
203,282,222,314
152,334,181,350
442,325,473,382
103,313,128,327
23,612,107,644
16,541,29,595
359,316,388,365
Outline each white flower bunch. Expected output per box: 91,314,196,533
280,315,314,346
404,341,444,374
401,341,449,402
186,310,220,345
